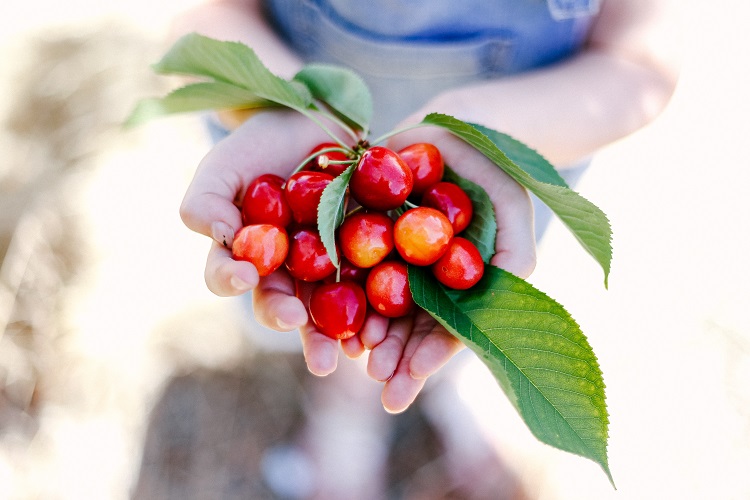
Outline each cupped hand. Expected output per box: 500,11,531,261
179,109,346,376
344,125,536,414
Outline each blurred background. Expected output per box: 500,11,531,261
1,1,749,499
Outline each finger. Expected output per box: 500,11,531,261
408,328,465,380
252,269,308,331
380,324,431,413
341,335,365,359
367,316,413,382
299,321,339,376
204,241,259,296
359,312,390,350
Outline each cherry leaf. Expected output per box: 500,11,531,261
318,163,357,267
422,113,612,287
126,33,313,124
409,265,614,486
469,123,569,187
295,64,373,133
125,81,276,127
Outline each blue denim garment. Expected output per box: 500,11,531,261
264,0,600,134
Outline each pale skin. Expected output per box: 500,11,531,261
176,0,680,413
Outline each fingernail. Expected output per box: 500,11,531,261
230,275,252,291
211,221,235,247
276,319,299,331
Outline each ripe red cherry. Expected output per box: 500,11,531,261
431,237,485,290
349,146,413,211
285,227,336,282
394,207,454,265
232,224,289,277
397,143,444,197
285,171,334,225
338,211,394,268
241,174,292,227
309,281,367,340
306,142,352,177
421,182,474,234
365,260,415,318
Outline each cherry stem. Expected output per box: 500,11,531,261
289,146,353,176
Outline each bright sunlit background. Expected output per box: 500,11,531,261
1,1,749,499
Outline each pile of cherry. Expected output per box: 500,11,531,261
232,142,485,340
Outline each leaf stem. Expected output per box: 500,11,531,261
370,122,426,146
299,109,352,150
314,107,363,144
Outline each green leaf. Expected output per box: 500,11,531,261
422,113,612,287
469,123,569,187
409,265,613,485
318,163,357,266
152,33,312,112
125,81,277,127
442,166,497,263
295,64,373,132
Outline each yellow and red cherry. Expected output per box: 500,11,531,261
394,207,454,266
285,227,336,282
421,182,474,234
338,211,394,269
349,146,413,211
309,281,367,340
397,143,444,197
231,224,289,277
431,237,485,290
365,260,415,318
284,170,334,225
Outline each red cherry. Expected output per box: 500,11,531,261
241,174,293,227
232,224,288,277
394,207,454,266
306,142,352,177
285,171,334,225
349,146,413,211
338,211,395,269
365,260,415,318
421,182,474,234
285,227,336,282
397,143,444,197
309,281,367,340
431,237,485,290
